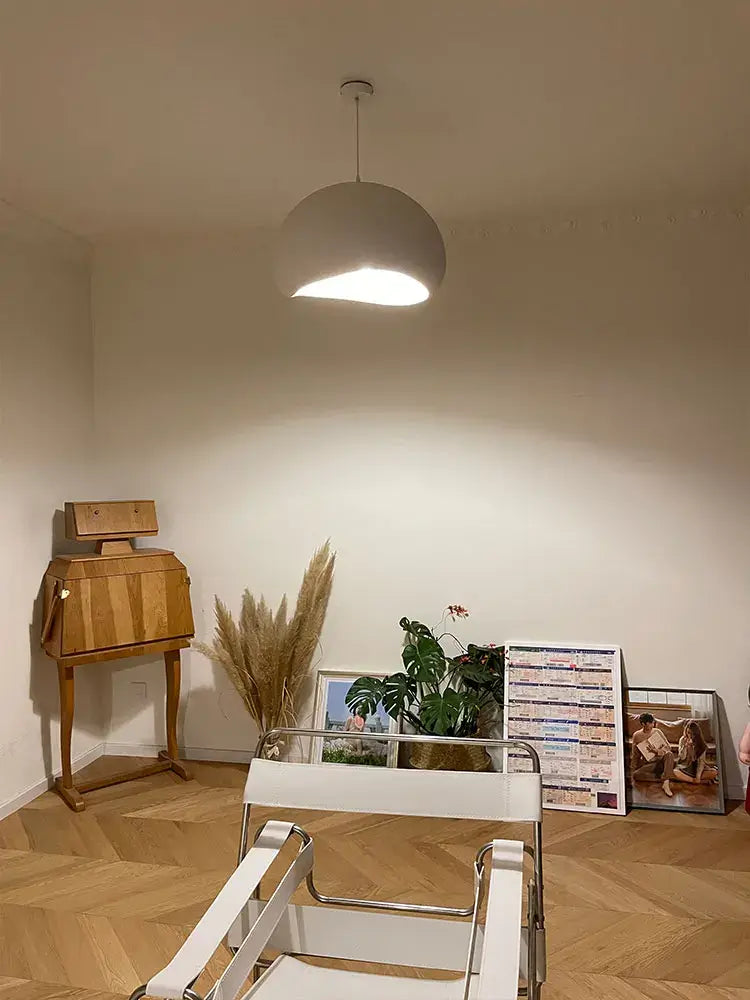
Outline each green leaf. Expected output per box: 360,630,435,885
454,658,495,686
399,617,435,640
458,690,483,733
419,688,463,736
402,635,446,684
460,690,482,713
455,645,505,702
345,676,385,718
381,672,417,720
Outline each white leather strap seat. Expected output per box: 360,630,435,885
241,837,525,1000
242,957,478,1000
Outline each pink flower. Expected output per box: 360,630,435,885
447,604,469,620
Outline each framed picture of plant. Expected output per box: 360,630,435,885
310,670,399,768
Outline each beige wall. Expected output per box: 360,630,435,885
0,217,102,813
91,215,750,795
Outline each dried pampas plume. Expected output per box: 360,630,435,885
194,542,335,753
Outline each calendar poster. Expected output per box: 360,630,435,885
503,642,626,815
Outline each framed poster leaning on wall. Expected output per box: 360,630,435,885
503,642,626,815
624,688,725,814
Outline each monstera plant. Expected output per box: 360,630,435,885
345,610,504,738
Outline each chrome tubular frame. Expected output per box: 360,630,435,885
235,727,545,999
130,729,544,1000
128,988,203,1000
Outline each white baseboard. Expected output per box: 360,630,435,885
103,741,254,764
1,742,745,821
0,742,253,822
0,742,104,822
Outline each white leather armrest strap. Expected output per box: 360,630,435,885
213,840,313,1000
146,820,295,1000
477,839,524,1000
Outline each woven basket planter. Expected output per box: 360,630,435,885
409,739,492,772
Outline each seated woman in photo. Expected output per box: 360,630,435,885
343,711,366,753
675,720,719,784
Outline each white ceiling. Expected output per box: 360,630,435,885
1,0,749,237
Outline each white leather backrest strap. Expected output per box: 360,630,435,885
477,839,524,1000
147,820,295,1000
244,759,542,822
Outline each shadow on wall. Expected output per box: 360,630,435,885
28,510,109,780
104,649,190,750
176,671,259,757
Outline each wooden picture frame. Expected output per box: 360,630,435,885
624,687,725,814
310,670,398,768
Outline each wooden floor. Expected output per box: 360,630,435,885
0,756,748,999
629,774,724,811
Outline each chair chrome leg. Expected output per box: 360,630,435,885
129,989,203,1000
238,802,251,863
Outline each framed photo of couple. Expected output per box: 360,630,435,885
310,670,398,768
624,687,725,814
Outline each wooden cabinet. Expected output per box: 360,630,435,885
43,551,194,659
41,501,195,811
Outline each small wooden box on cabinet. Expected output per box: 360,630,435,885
41,501,195,812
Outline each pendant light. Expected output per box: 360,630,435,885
276,80,446,307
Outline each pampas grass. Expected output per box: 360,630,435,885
194,542,335,752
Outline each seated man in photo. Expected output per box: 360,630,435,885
630,713,675,797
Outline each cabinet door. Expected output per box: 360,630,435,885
60,570,194,655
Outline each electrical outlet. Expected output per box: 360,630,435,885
130,681,148,702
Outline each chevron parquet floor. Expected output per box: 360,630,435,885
0,756,748,999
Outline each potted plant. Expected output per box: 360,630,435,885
345,607,504,771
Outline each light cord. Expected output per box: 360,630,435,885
355,95,361,182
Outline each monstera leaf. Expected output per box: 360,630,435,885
419,688,463,735
402,635,446,684
345,676,385,718
381,672,418,720
399,618,450,685
399,617,434,640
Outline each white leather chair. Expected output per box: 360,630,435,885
130,728,546,1000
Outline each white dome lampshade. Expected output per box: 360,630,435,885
275,80,446,307
276,180,446,306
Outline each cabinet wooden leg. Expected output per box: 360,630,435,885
161,648,192,781
54,662,85,812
